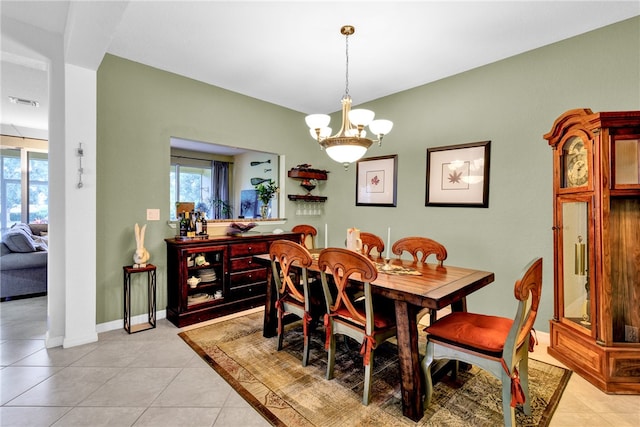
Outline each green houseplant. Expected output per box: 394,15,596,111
254,179,279,218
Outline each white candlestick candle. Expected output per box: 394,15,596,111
386,227,391,259
325,223,328,248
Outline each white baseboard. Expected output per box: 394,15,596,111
96,309,167,334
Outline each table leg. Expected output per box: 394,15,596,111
263,265,277,337
394,300,423,421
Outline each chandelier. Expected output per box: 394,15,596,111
305,25,393,169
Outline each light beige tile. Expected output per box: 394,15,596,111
223,389,252,408
125,340,195,368
0,406,72,426
79,367,180,407
133,407,221,426
550,411,619,426
0,366,63,405
51,407,146,426
6,366,120,406
213,407,271,427
13,342,100,367
0,339,45,365
71,340,146,367
152,367,232,407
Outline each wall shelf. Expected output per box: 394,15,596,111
287,195,327,202
287,168,328,180
287,167,329,211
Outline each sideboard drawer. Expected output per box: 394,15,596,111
229,241,269,257
229,256,261,272
229,268,267,288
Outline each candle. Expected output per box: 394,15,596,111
386,227,391,259
325,223,328,248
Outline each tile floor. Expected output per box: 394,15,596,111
1,296,638,426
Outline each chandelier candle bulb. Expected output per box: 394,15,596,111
325,223,328,248
387,227,391,259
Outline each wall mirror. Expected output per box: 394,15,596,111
170,137,285,225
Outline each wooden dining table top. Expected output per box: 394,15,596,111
254,251,495,311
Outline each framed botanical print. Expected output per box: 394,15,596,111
356,155,398,207
426,141,490,207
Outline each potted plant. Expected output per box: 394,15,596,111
254,179,279,218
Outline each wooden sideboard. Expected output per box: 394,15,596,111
165,232,298,327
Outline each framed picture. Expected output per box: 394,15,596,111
426,141,491,208
356,155,398,207
240,190,259,218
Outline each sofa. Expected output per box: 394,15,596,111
0,223,48,301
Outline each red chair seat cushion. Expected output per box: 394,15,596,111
334,302,395,329
425,312,513,353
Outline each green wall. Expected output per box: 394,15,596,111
97,17,639,329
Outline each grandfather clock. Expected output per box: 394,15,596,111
544,108,640,394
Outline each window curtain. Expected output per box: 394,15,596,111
212,161,230,219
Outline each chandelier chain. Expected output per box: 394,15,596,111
344,32,350,97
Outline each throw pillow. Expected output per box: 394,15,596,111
3,228,38,253
33,235,48,251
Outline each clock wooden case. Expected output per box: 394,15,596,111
544,108,640,394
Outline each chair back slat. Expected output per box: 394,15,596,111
392,236,447,265
291,224,317,249
360,232,385,258
270,240,313,303
318,248,378,326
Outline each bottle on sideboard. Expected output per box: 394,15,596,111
186,211,195,238
201,213,208,235
195,211,203,235
179,212,187,237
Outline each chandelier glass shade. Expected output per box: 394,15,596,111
305,26,393,168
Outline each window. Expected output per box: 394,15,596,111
1,148,48,232
169,158,230,221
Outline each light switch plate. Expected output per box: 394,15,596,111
146,209,160,221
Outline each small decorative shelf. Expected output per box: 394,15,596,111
288,166,329,216
287,194,327,202
287,168,328,180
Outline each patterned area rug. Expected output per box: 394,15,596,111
179,312,571,426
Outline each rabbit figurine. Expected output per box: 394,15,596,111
133,223,150,267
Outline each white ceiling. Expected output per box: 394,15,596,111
2,1,639,139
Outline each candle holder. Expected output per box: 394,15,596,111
381,257,393,271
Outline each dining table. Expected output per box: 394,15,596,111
254,250,495,422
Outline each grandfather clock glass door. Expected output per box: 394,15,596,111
560,199,592,332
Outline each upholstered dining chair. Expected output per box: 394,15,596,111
391,236,448,266
360,232,385,258
318,248,397,405
291,224,317,250
422,257,543,427
269,239,320,366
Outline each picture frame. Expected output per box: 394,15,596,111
425,141,491,208
356,154,398,207
240,189,259,218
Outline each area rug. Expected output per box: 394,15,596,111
179,312,571,426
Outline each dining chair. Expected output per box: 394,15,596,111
391,236,448,266
318,247,397,405
269,239,321,366
392,236,448,324
291,224,317,250
360,232,385,258
421,257,543,427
